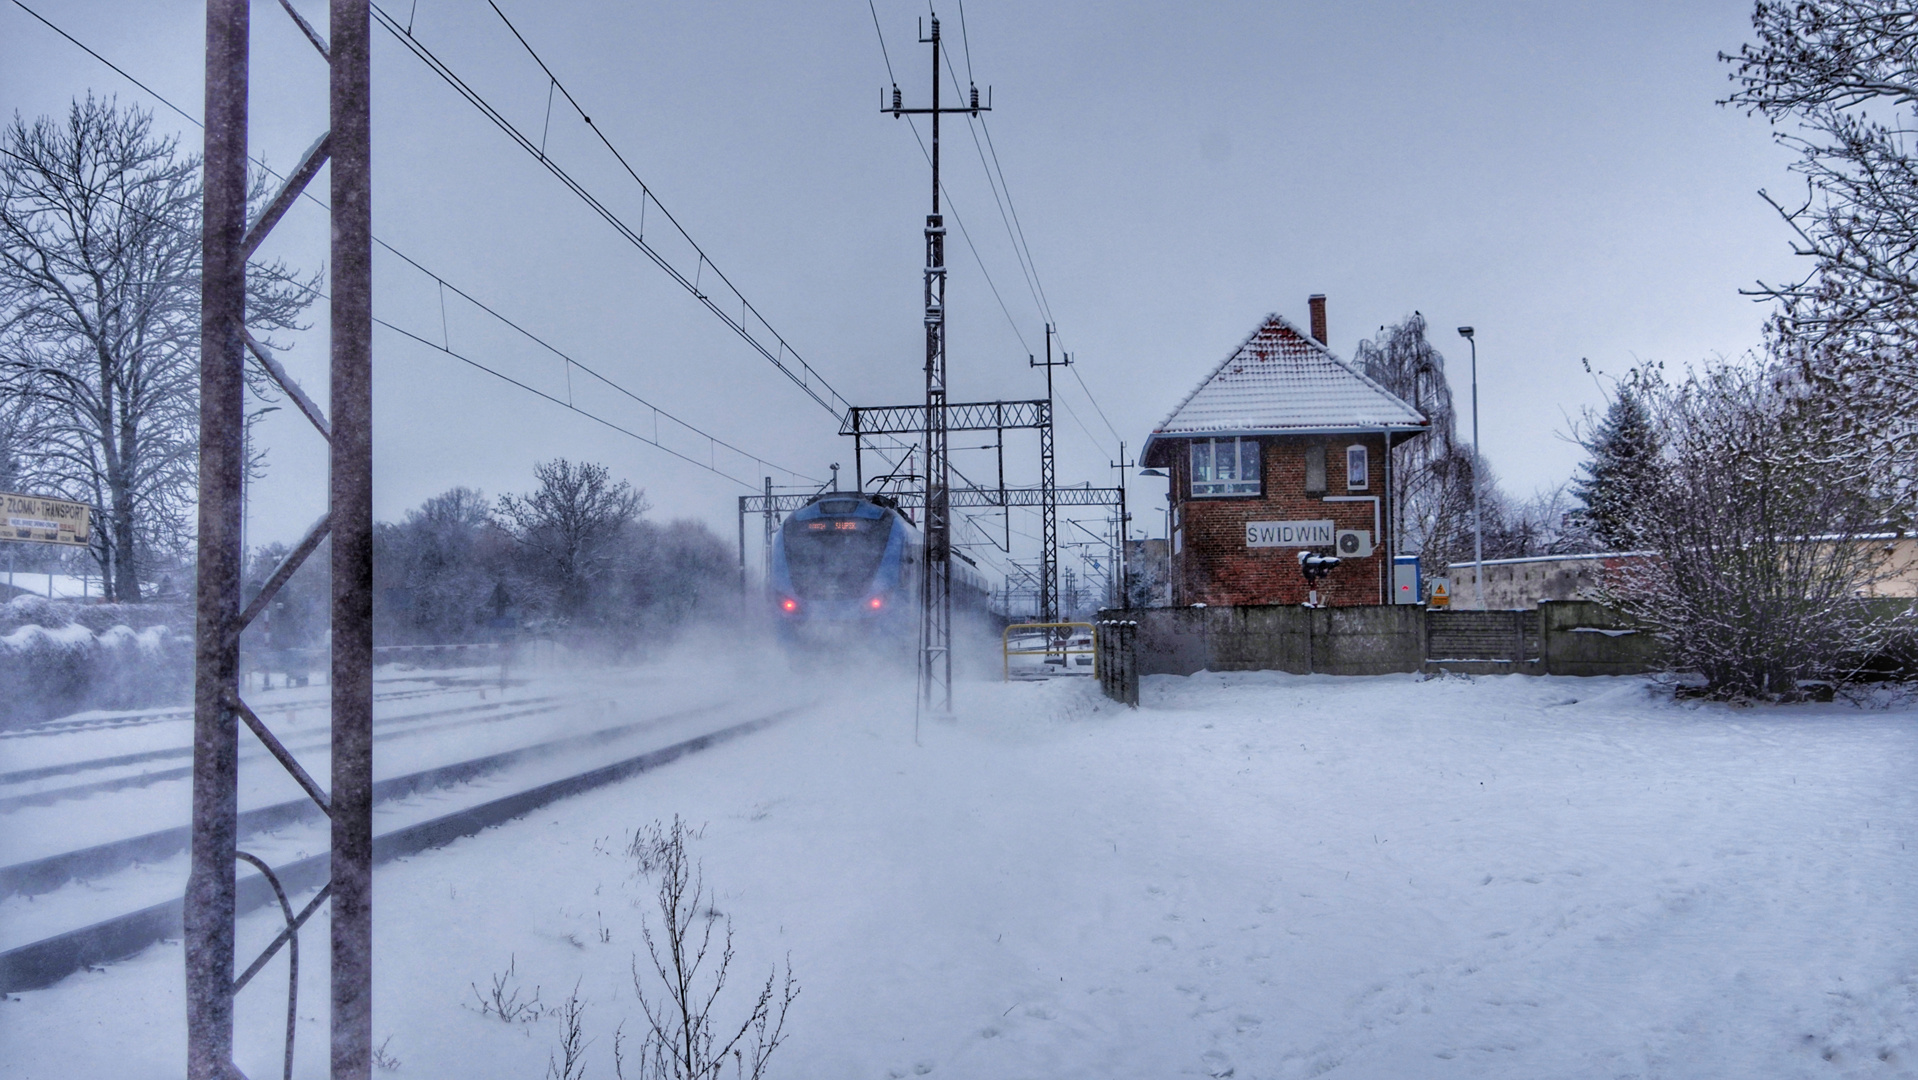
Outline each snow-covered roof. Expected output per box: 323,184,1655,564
1141,314,1427,466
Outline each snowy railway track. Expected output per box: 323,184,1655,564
0,699,804,994
0,675,507,739
0,691,585,812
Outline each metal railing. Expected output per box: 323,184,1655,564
1002,621,1097,681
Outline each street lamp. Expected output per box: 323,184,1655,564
1457,326,1484,610
1139,467,1170,606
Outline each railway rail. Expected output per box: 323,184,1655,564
0,672,512,740
0,698,804,994
0,691,585,812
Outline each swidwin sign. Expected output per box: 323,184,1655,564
1245,519,1334,548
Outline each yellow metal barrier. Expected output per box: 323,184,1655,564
1003,621,1097,681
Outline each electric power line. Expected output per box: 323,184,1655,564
3,5,814,490
370,2,855,421
866,0,899,89
374,318,784,488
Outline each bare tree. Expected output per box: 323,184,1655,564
1723,0,1918,514
0,382,39,490
0,96,312,600
1484,483,1582,560
373,486,510,643
1354,312,1488,576
498,459,647,624
1602,356,1901,698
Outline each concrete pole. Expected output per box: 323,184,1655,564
329,1,376,1075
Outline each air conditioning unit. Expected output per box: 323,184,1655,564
1335,529,1372,559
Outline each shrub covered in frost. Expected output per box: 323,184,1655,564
0,598,190,726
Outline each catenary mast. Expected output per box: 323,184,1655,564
886,14,986,714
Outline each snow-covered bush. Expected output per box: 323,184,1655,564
0,596,190,725
1600,358,1912,698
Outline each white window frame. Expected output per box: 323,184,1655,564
1346,443,1369,490
1190,437,1261,497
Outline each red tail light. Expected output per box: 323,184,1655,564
781,598,797,613
868,596,884,610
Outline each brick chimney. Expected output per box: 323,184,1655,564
1308,294,1327,345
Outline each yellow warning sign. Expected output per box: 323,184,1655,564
1430,581,1450,608
1,492,90,547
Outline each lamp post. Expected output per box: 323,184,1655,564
1138,467,1170,606
1457,326,1485,610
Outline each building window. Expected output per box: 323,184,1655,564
1346,443,1368,490
1305,444,1326,495
1190,437,1261,497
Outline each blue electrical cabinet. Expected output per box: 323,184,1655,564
1392,554,1421,605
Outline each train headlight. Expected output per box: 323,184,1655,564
781,598,798,613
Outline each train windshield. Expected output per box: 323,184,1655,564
784,518,892,599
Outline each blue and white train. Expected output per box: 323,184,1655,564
768,492,987,644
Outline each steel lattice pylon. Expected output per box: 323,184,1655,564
188,2,374,1077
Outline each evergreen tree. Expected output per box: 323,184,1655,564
1571,378,1661,551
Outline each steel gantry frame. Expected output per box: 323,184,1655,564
188,2,374,1078
841,398,1047,516
884,13,986,715
741,485,1123,516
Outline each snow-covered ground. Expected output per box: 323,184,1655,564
4,667,1915,1078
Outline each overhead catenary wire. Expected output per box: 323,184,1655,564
370,2,855,421
930,31,1128,458
382,1,920,485
374,318,790,489
882,19,1122,466
367,241,813,484
3,3,812,491
891,12,1123,461
0,141,813,489
20,0,1021,589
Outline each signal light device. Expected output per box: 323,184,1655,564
869,596,884,609
781,598,798,613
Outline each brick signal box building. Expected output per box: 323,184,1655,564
1141,298,1429,607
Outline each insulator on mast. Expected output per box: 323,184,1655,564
969,84,979,110
892,85,902,112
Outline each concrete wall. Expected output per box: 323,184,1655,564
1537,600,1664,677
1450,539,1918,609
1857,537,1918,598
1103,603,1426,677
1444,553,1642,610
1105,600,1665,679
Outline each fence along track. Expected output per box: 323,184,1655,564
0,702,802,993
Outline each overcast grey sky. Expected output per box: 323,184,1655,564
4,0,1802,584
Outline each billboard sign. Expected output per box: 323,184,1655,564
2,492,91,547
1245,519,1334,548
